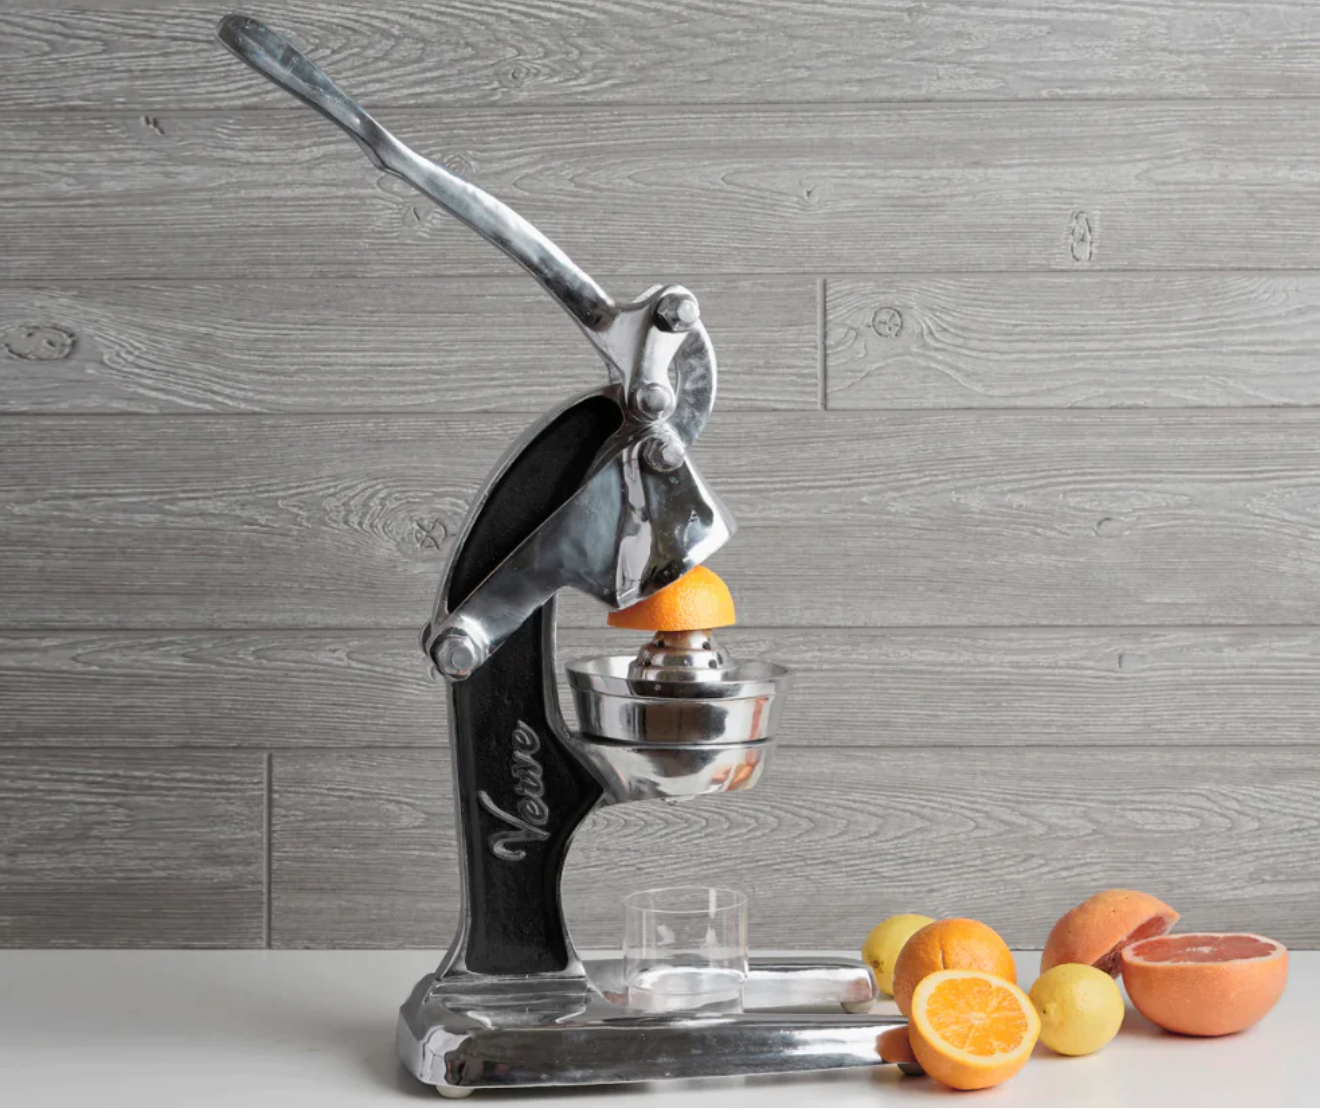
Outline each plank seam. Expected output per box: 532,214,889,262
817,277,826,411
1,741,1314,753
17,266,1320,284
12,267,1320,284
21,97,1320,114
8,623,1320,634
9,407,1320,420
263,752,273,950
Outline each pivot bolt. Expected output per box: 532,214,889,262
632,380,675,420
432,628,484,679
655,291,700,333
643,431,687,472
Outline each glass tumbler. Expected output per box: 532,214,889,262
623,886,749,1014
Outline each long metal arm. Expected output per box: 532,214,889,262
216,14,617,334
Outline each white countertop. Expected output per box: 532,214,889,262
0,950,1313,1107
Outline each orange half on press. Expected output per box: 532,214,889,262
608,565,736,632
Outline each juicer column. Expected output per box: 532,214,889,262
434,395,622,977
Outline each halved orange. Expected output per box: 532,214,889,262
908,970,1040,1091
607,565,735,632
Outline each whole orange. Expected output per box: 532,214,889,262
892,917,1017,1018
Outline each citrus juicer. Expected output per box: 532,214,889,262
218,15,905,1095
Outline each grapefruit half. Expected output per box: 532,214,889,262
1120,932,1288,1036
1041,889,1179,977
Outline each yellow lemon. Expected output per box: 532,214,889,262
1029,963,1125,1056
862,914,934,996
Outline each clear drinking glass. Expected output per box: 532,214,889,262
623,886,749,1014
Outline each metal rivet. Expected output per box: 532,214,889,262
432,629,482,679
633,381,675,420
655,292,700,333
643,434,687,472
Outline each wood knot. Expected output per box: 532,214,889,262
799,177,827,208
1068,211,1095,263
3,324,76,361
413,517,448,551
505,63,534,87
871,307,904,338
441,153,473,180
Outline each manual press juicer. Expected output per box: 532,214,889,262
219,16,905,1094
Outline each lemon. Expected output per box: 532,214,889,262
1029,963,1125,1056
862,914,934,996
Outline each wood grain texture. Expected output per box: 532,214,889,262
9,627,1320,749
4,1,1320,109
270,746,1320,949
0,278,816,413
8,102,1320,280
270,750,456,948
827,273,1320,409
0,751,265,946
7,412,1320,628
8,0,1320,953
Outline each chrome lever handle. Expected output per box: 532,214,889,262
216,14,619,334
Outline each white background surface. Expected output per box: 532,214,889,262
0,950,1313,1107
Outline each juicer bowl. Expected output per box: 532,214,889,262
563,648,791,803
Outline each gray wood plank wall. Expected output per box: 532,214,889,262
2,0,1319,951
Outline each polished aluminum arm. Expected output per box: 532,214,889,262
216,16,712,435
216,15,725,676
216,14,616,334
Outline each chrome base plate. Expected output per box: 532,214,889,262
397,955,906,1092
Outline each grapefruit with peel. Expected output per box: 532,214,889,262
1121,933,1288,1036
607,565,735,632
1041,889,1179,976
908,970,1040,1091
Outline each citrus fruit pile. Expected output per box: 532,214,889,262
610,575,1293,1089
863,890,1289,1091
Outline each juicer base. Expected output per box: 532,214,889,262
396,955,906,1092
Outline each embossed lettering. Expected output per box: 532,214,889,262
479,719,550,861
